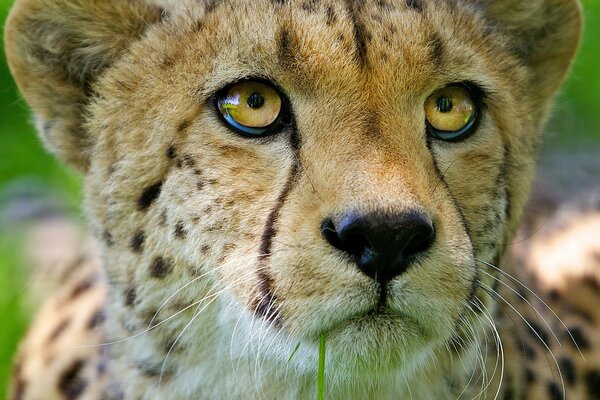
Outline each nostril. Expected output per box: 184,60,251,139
321,218,343,250
321,218,369,259
402,220,435,258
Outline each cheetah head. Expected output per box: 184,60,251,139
5,0,581,385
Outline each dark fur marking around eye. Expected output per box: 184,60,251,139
585,370,600,398
48,317,72,342
138,181,163,211
88,309,106,330
343,0,370,68
58,359,87,399
174,222,187,239
406,0,424,11
124,286,137,307
255,152,301,324
150,256,173,279
130,231,146,253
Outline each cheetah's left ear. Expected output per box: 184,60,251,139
480,0,582,102
4,0,165,171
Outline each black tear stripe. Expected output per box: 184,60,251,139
254,131,301,325
343,0,370,68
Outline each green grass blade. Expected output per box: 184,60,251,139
287,341,302,365
318,333,326,400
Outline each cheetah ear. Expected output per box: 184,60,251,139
481,0,582,102
4,0,164,171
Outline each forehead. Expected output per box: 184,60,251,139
172,0,497,97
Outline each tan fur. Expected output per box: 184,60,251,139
4,0,591,398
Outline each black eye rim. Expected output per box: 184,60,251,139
211,77,293,139
426,81,486,143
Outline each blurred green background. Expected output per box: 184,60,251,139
0,0,599,396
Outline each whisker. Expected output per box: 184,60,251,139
477,258,585,359
480,282,566,399
479,269,561,346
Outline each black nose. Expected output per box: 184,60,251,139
321,211,435,283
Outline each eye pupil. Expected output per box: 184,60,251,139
436,96,453,113
247,92,265,109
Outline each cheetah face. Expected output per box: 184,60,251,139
7,0,581,384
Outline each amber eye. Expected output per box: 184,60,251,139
425,85,480,141
216,81,285,136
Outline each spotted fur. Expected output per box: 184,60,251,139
4,0,594,399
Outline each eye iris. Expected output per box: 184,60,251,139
425,85,477,136
217,81,282,135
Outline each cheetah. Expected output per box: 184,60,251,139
4,0,598,398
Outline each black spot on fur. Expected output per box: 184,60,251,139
521,340,536,360
48,318,71,342
150,256,173,279
177,120,190,133
302,0,318,12
429,34,444,66
160,210,168,226
58,359,87,399
546,381,563,400
558,357,576,385
138,181,163,211
124,286,136,307
43,120,53,135
88,309,106,330
102,230,114,246
182,154,196,169
568,326,590,350
277,28,296,68
70,276,95,300
325,5,337,25
406,0,424,11
130,231,146,253
204,0,222,14
166,145,176,159
585,370,600,399
174,222,187,239
525,368,536,383
526,320,549,346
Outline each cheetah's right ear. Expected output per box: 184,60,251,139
4,0,164,171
